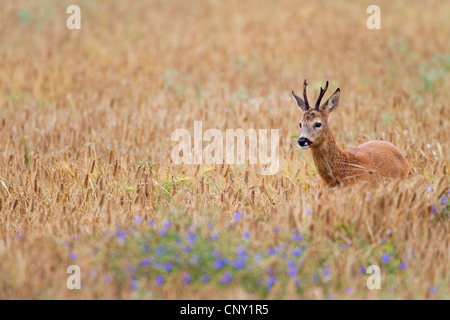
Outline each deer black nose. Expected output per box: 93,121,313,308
298,137,312,148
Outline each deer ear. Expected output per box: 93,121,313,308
292,91,307,112
320,88,340,113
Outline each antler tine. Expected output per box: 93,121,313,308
303,79,310,110
315,81,329,110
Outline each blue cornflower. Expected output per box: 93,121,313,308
287,260,296,268
322,267,330,277
155,275,164,286
214,259,226,269
382,253,390,264
274,227,280,234
345,287,353,294
212,250,221,258
163,220,172,229
131,281,138,291
140,258,151,267
236,246,246,256
183,245,191,253
292,248,302,257
360,266,366,274
295,278,302,286
399,262,407,270
16,232,23,240
62,241,70,248
134,216,143,225
69,252,77,260
234,211,242,222
267,248,278,255
441,194,448,206
220,272,232,285
201,274,210,283
188,233,197,244
265,277,276,291
164,262,173,272
312,274,319,282
343,242,349,249
234,258,245,270
72,234,78,241
210,231,220,241
292,232,303,242
183,272,191,284
207,222,214,229
430,286,437,295
242,230,250,239
287,268,298,277
306,208,312,216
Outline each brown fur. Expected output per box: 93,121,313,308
310,131,410,187
295,84,410,187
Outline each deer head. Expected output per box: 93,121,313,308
292,79,340,149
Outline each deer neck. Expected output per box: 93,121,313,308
310,130,347,186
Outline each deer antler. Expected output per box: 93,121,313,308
315,81,329,110
292,79,310,111
302,79,309,110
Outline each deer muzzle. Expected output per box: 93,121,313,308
298,137,312,149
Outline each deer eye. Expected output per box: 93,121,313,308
314,123,322,128
299,123,302,129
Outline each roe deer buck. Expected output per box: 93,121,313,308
292,79,410,187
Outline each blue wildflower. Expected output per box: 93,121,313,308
201,274,210,283
131,280,138,291
69,252,77,260
140,258,151,267
210,231,220,241
292,248,302,257
220,272,232,285
382,253,390,264
267,248,278,255
234,258,245,270
183,272,191,284
360,267,366,274
430,286,437,295
274,227,280,234
155,275,164,286
306,208,312,216
399,262,407,270
322,267,330,277
312,274,319,282
287,260,295,268
188,233,196,244
287,268,298,277
234,211,242,222
134,216,142,225
242,230,250,239
295,278,301,286
164,262,173,272
212,250,221,258
183,245,191,253
292,232,303,242
163,220,172,229
214,259,226,269
345,287,353,294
